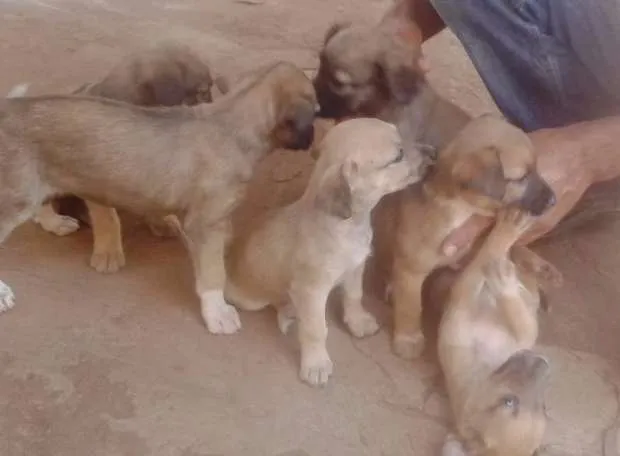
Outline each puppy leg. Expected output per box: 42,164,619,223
33,202,80,236
86,200,126,273
290,280,333,386
441,434,468,456
391,263,426,359
341,262,379,338
185,217,241,335
0,199,39,312
484,211,538,346
511,246,563,288
449,208,534,322
276,303,297,335
145,214,179,238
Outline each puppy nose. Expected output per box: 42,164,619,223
546,191,557,208
418,154,434,176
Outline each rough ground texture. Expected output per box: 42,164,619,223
1,1,619,455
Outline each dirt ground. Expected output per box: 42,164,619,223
1,0,619,455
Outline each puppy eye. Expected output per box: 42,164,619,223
500,394,519,409
390,147,404,164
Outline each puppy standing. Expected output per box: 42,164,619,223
31,41,224,273
438,207,557,456
224,118,431,385
0,62,316,335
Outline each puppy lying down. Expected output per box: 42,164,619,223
438,207,562,456
224,118,432,386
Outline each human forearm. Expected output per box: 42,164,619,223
404,0,446,41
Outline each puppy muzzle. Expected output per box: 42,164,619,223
292,123,315,150
519,174,556,216
314,77,349,119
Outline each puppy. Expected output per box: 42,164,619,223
0,62,317,336
313,0,470,150
30,41,224,273
370,115,556,359
224,118,431,386
438,207,557,456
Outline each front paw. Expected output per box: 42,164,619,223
35,213,80,236
201,290,242,335
146,215,179,238
300,349,333,386
344,309,380,338
392,332,425,360
0,281,15,313
495,206,535,241
90,248,126,273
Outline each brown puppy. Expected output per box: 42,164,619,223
224,118,431,386
30,42,224,273
313,0,470,150
371,115,555,359
0,62,317,334
438,207,556,456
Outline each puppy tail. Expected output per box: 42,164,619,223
6,83,30,98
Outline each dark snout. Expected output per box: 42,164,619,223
288,106,315,150
313,73,348,119
519,173,556,216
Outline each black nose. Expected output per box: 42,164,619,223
290,123,314,150
520,175,556,216
314,78,346,119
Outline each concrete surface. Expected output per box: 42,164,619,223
1,0,619,455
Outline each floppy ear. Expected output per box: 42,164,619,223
456,156,507,201
315,163,355,219
491,350,550,387
213,75,231,96
378,50,420,104
323,21,351,45
141,75,187,106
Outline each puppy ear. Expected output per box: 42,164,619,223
456,156,506,201
323,22,351,45
492,350,550,386
315,163,356,219
142,76,187,106
213,75,231,96
378,51,420,104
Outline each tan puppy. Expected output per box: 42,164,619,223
438,207,556,456
224,118,431,386
0,62,317,334
371,115,556,359
313,0,470,150
31,42,225,273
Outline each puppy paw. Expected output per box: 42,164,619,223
300,350,333,386
392,332,425,360
35,213,80,236
90,249,126,274
496,207,534,240
344,309,380,338
0,281,15,313
146,216,179,238
277,304,297,335
201,290,242,335
442,434,467,456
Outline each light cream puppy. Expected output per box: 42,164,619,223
225,118,431,386
438,207,556,456
0,62,316,331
